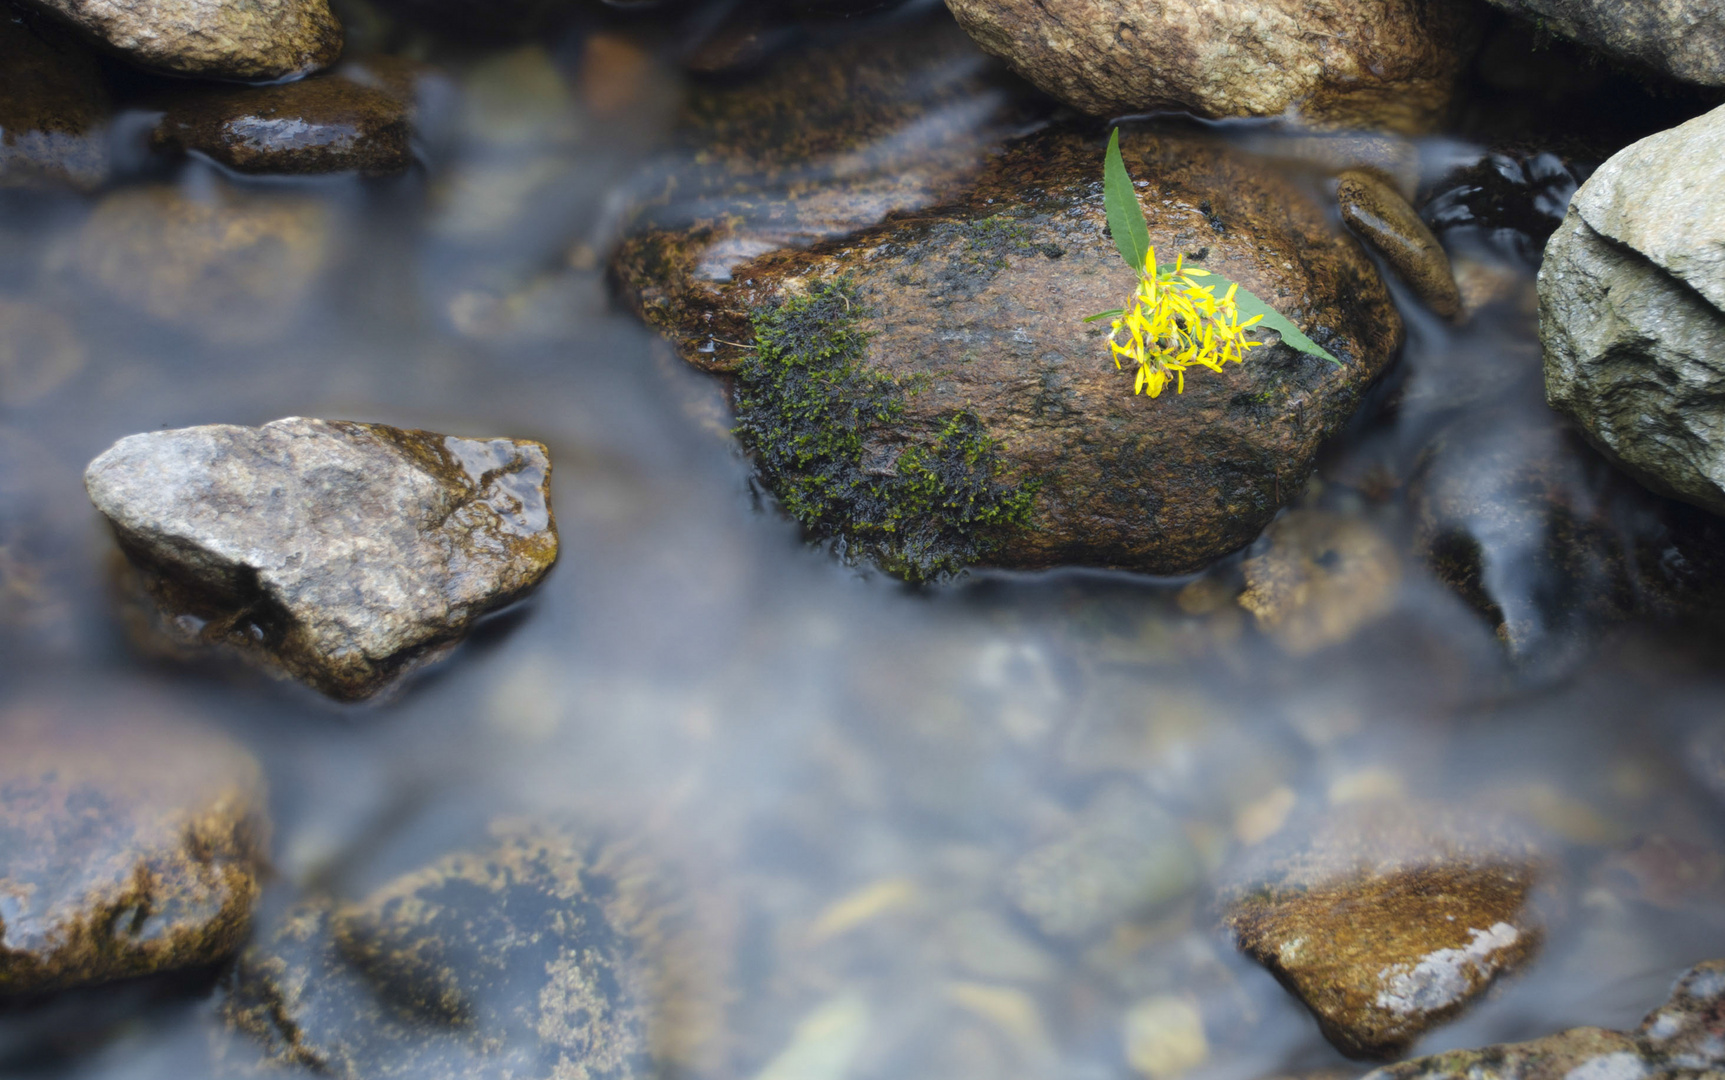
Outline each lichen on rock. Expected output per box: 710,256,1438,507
0,696,269,997
733,278,1036,582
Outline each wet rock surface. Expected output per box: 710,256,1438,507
943,0,1480,132
1223,802,1544,1059
1364,958,1725,1080
221,820,725,1080
16,0,340,80
60,184,333,345
618,122,1402,579
1542,103,1725,517
0,8,109,191
1239,509,1402,656
1480,0,1725,86
84,417,558,701
0,697,268,996
1337,170,1462,320
151,74,411,175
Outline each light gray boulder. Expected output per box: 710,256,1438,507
1541,103,1725,516
85,417,558,701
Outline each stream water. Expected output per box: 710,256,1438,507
3,2,1724,1078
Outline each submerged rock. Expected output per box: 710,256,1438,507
0,9,109,190
1239,509,1402,656
1005,789,1200,941
1542,103,1725,518
1364,958,1725,1080
943,0,1480,132
84,417,558,701
222,820,726,1079
1337,170,1462,320
152,73,411,175
618,123,1402,580
0,697,268,996
1479,0,1724,86
61,184,332,345
16,0,341,80
1223,802,1544,1059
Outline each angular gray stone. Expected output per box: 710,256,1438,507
84,417,558,701
1541,103,1725,517
17,0,342,81
1481,0,1725,86
1363,958,1725,1080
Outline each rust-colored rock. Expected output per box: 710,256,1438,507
1337,169,1462,320
1223,802,1544,1059
944,0,1481,133
616,123,1402,579
0,696,268,996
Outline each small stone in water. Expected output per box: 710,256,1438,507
84,417,558,701
152,74,413,175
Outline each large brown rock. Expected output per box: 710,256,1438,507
16,0,341,80
943,0,1481,133
616,123,1402,580
1223,802,1544,1059
1364,959,1725,1080
0,697,268,996
0,7,108,190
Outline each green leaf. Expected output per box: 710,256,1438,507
1103,128,1151,275
1082,309,1124,323
1201,270,1342,366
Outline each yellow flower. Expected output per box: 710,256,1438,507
1108,248,1265,398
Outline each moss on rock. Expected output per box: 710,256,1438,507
733,278,1036,583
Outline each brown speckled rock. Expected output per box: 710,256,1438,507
616,123,1402,579
1364,959,1725,1080
1239,509,1402,655
152,74,410,175
222,821,727,1080
16,0,341,80
943,0,1481,133
0,7,108,190
1337,170,1462,320
0,697,268,996
1223,802,1544,1060
84,417,558,701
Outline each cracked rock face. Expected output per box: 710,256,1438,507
1222,802,1544,1059
1365,959,1725,1080
84,417,558,701
0,696,268,996
1541,103,1725,517
16,0,342,81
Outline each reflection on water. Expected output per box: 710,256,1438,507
3,4,1725,1080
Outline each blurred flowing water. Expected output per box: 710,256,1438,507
2,3,1724,1079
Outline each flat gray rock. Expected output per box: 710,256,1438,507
84,417,558,701
1541,103,1725,517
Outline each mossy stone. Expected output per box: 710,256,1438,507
0,696,268,997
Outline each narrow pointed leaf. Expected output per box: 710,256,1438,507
1082,309,1125,323
1198,270,1341,365
1103,128,1151,275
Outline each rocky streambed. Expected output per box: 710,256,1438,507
4,1,1725,1080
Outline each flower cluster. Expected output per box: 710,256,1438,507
1107,248,1265,398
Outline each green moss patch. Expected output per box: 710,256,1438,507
733,278,1036,583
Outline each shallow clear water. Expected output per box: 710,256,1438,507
3,3,1725,1078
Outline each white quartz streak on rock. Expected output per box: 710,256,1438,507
1375,922,1521,1016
